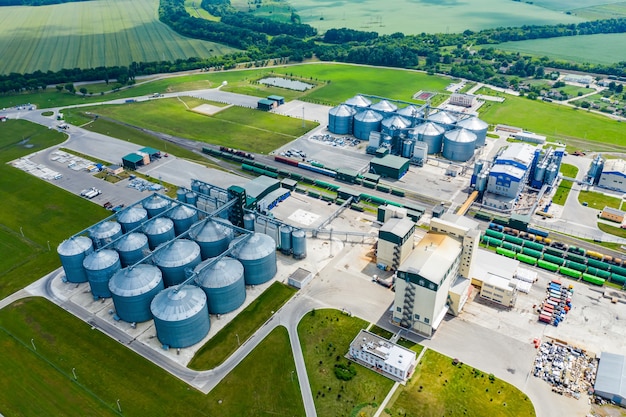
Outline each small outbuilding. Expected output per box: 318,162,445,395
122,153,144,170
139,147,161,161
267,95,285,106
595,352,626,407
258,99,276,111
370,155,410,179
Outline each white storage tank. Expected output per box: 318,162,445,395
168,204,199,236
194,257,246,315
57,236,94,283
153,239,202,287
442,128,477,162
83,249,121,298
117,206,148,234
143,194,171,218
109,264,164,323
457,116,488,147
150,285,210,348
188,219,234,260
115,232,150,267
229,233,277,285
89,221,123,248
143,217,175,250
328,104,356,135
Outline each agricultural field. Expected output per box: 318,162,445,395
532,0,626,12
571,1,626,20
298,309,394,417
384,349,535,417
494,33,626,65
0,120,108,299
0,0,236,75
0,297,304,417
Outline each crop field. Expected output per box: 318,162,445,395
0,120,108,299
531,0,625,12
494,33,626,65
72,97,318,153
0,297,304,417
571,1,626,19
384,349,535,417
0,0,237,75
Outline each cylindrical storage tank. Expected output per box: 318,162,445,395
534,163,547,184
117,206,148,234
198,184,209,196
143,217,175,250
83,249,121,298
473,161,484,176
150,285,210,348
380,135,392,148
108,264,164,323
292,229,307,259
353,110,383,141
168,204,199,236
185,192,197,207
476,172,488,192
280,225,292,255
176,188,187,202
57,236,94,283
344,94,372,109
457,116,488,147
143,194,171,218
188,219,234,260
328,104,356,135
381,115,410,138
402,140,415,159
89,221,123,248
545,164,558,185
410,122,445,154
396,105,423,121
229,233,277,285
428,110,457,130
194,257,246,314
370,99,398,114
243,213,256,231
191,180,201,192
153,239,202,287
265,223,279,248
442,128,477,162
115,233,150,267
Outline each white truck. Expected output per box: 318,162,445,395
82,187,101,199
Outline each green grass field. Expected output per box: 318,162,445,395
385,349,535,417
552,180,573,206
0,297,304,416
560,163,579,178
0,0,236,75
70,97,318,153
572,2,626,20
578,190,622,210
189,282,296,370
598,222,626,238
0,120,108,298
298,309,394,417
494,33,626,65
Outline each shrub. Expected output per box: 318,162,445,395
334,362,357,381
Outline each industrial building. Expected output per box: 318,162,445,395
370,154,410,179
377,217,415,271
348,330,416,381
597,159,626,193
449,93,476,108
600,206,625,224
594,352,626,407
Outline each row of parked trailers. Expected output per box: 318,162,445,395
539,280,573,326
483,230,626,287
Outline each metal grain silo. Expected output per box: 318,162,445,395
279,225,292,255
168,204,198,236
243,213,255,231
544,163,559,186
143,194,171,218
534,163,547,185
328,104,356,135
143,217,175,250
370,99,398,114
90,221,123,248
401,140,415,159
115,233,150,267
457,116,488,147
57,236,94,283
83,249,121,298
442,128,477,162
117,206,148,234
265,223,279,248
428,110,457,130
185,192,197,206
194,257,246,315
188,219,233,260
153,239,202,287
381,115,410,138
473,161,484,176
292,229,307,259
191,180,201,192
150,285,210,348
410,122,445,154
176,188,187,202
109,264,164,323
476,172,488,193
198,184,209,196
353,110,383,140
344,94,372,109
396,105,423,121
229,233,277,285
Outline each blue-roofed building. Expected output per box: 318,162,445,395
598,159,626,193
483,143,535,209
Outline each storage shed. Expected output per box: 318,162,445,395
258,99,276,111
267,95,285,106
370,155,410,179
122,153,144,170
595,352,626,407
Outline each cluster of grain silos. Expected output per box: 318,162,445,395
442,128,477,162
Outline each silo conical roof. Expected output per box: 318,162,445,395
445,128,477,143
413,122,445,136
370,100,398,112
143,194,170,212
329,104,356,117
457,116,488,130
83,249,119,270
143,217,174,234
195,257,244,287
117,206,147,224
189,220,233,242
90,221,122,240
109,264,163,297
429,110,457,125
396,105,423,118
116,233,148,252
229,233,275,260
345,95,372,107
354,110,383,123
150,285,207,321
382,115,410,130
168,204,197,220
57,236,92,256
153,239,201,268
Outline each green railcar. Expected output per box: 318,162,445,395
566,261,587,272
542,253,565,266
503,235,524,246
523,240,544,251
585,267,610,279
391,189,405,197
242,163,254,172
232,155,244,163
265,165,278,173
544,247,565,257
586,258,610,271
582,273,605,286
516,253,537,265
485,229,504,240
350,204,365,212
482,236,503,247
501,242,522,252
278,170,291,177
376,185,390,193
610,273,626,285
362,180,376,189
522,247,542,258
538,260,559,272
308,191,320,198
559,267,582,279
611,265,626,276
300,176,314,184
496,247,516,258
566,253,587,264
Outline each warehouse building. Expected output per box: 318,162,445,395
369,154,410,179
483,143,535,210
348,330,416,382
594,352,626,407
598,159,626,193
377,218,415,271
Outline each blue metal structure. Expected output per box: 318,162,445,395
279,225,292,255
328,104,355,135
57,236,94,283
117,206,148,234
83,249,121,298
442,128,477,162
457,116,488,147
292,229,307,259
153,239,202,287
89,221,123,248
229,233,277,285
194,257,246,315
168,204,199,236
143,217,175,250
109,264,164,323
188,219,233,260
115,232,150,267
353,110,383,140
143,194,171,217
409,122,445,154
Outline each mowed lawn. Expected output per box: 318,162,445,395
0,297,304,417
75,97,318,153
0,120,109,298
298,309,394,417
0,0,236,75
385,349,535,417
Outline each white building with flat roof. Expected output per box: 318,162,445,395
348,330,416,382
598,159,626,193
